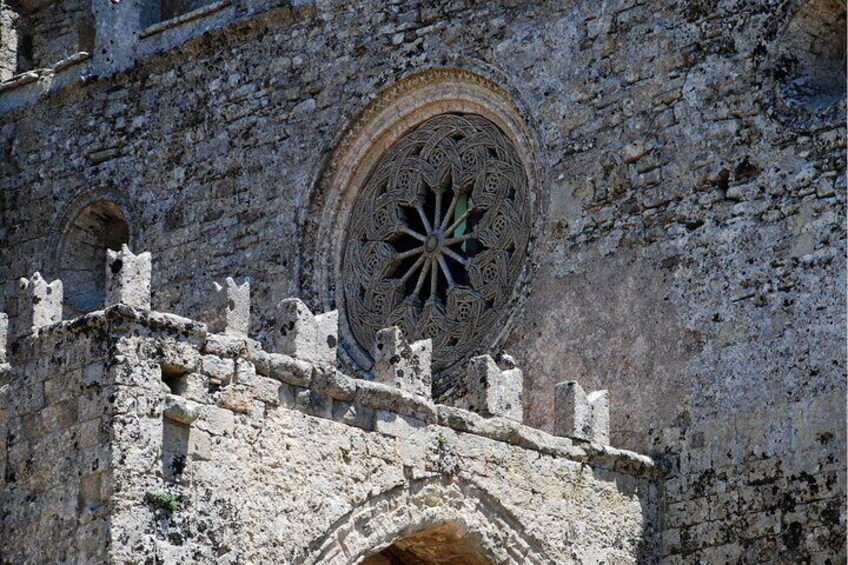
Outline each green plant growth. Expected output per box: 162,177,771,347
145,491,179,513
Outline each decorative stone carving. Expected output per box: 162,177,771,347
342,113,531,375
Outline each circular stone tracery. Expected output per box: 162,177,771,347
342,113,531,374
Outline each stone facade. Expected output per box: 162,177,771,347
0,0,845,563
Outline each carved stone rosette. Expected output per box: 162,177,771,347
342,113,531,375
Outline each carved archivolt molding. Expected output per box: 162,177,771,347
307,67,540,380
303,477,553,564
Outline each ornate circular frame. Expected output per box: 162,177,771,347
303,67,543,383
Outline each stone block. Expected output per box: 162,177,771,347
105,245,152,310
371,326,432,398
374,410,426,438
331,400,374,430
460,355,523,422
163,397,199,426
198,406,235,437
210,277,250,336
273,298,337,366
17,273,63,337
200,355,234,385
188,429,212,461
555,381,609,444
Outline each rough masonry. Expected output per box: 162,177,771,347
0,0,845,563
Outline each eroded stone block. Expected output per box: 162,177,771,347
17,272,63,337
105,245,151,310
462,355,523,422
163,397,199,426
371,326,432,398
273,298,337,366
210,277,250,336
555,381,609,443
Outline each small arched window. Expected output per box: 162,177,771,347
775,0,847,126
57,200,130,317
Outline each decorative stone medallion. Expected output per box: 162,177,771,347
341,113,531,374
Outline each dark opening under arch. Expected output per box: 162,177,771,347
360,523,492,565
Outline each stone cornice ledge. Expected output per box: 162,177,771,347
139,0,232,39
0,52,91,101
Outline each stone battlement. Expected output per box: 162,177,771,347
1,247,658,479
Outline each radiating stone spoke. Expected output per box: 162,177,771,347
400,255,426,282
416,206,433,233
443,233,474,246
442,247,469,266
413,258,432,295
440,192,460,231
433,191,443,228
444,208,472,235
437,256,456,288
401,226,427,241
430,259,439,296
394,246,424,261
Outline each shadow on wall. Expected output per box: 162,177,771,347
140,0,220,28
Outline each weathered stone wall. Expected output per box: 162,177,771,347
0,324,113,563
1,307,661,563
0,0,844,563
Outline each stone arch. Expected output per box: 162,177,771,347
303,476,555,565
301,67,546,383
51,189,136,318
360,523,493,565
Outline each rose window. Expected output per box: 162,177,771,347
342,113,531,375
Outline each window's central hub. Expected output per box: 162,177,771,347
424,231,444,255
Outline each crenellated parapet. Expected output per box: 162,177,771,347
210,278,250,336
1,247,630,456
0,244,662,563
457,355,523,422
